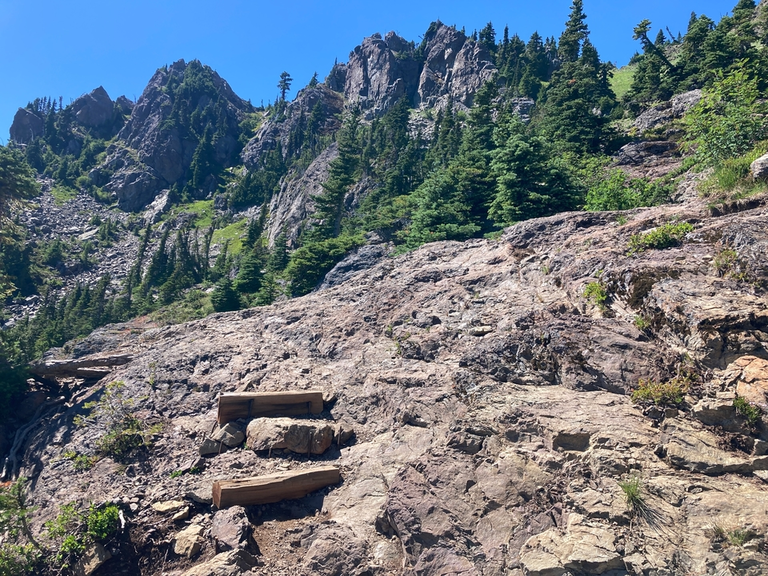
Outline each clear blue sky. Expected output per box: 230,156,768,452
0,0,738,141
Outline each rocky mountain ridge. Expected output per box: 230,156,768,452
7,187,768,575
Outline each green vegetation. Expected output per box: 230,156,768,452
583,281,608,311
76,381,160,461
631,377,689,406
618,475,645,514
610,64,636,100
627,221,694,254
710,524,759,548
734,396,763,427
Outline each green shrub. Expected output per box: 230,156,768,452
684,66,767,166
0,479,40,574
631,377,689,406
86,504,120,541
583,281,608,311
734,396,763,428
627,221,694,254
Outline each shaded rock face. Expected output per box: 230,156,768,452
70,86,115,130
264,142,338,248
96,59,252,211
344,32,421,118
342,23,497,117
14,195,768,574
241,84,343,171
9,108,44,143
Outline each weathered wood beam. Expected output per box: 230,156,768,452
212,466,341,508
217,391,323,424
29,354,133,379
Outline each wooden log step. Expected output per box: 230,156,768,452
217,391,323,424
212,466,341,508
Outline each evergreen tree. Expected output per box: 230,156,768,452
211,278,240,312
558,0,589,63
278,71,293,101
310,109,360,240
489,117,580,227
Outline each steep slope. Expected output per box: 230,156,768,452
10,192,768,575
90,59,253,211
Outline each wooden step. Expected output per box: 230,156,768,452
217,391,323,424
212,466,341,508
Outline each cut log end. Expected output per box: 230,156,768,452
212,466,341,508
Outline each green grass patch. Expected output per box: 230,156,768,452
618,475,645,514
50,186,78,205
700,144,768,201
167,200,214,228
610,64,636,101
212,218,248,255
627,221,694,255
583,281,608,311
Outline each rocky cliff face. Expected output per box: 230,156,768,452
11,191,768,575
92,60,252,211
9,86,129,145
341,24,497,117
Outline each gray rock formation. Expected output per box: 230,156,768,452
96,59,252,211
343,32,421,118
241,84,343,170
9,108,44,144
751,151,768,179
341,23,497,117
70,86,114,130
634,89,703,133
264,143,338,248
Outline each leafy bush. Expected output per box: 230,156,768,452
583,281,608,311
627,221,694,254
86,504,120,541
631,377,689,406
734,396,763,428
584,168,669,211
684,66,767,166
0,478,40,575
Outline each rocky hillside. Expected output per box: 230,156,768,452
7,187,768,575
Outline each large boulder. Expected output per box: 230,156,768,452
71,86,114,129
245,417,344,455
634,89,703,133
9,108,44,144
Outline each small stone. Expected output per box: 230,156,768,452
174,524,205,558
152,500,186,514
200,438,225,456
469,325,494,336
187,484,213,505
74,543,111,576
212,423,246,448
172,506,191,522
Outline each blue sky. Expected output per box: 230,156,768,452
0,0,739,140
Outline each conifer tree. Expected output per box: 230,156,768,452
558,0,589,63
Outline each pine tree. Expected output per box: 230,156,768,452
211,278,240,312
558,0,589,63
310,109,360,240
278,72,293,101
